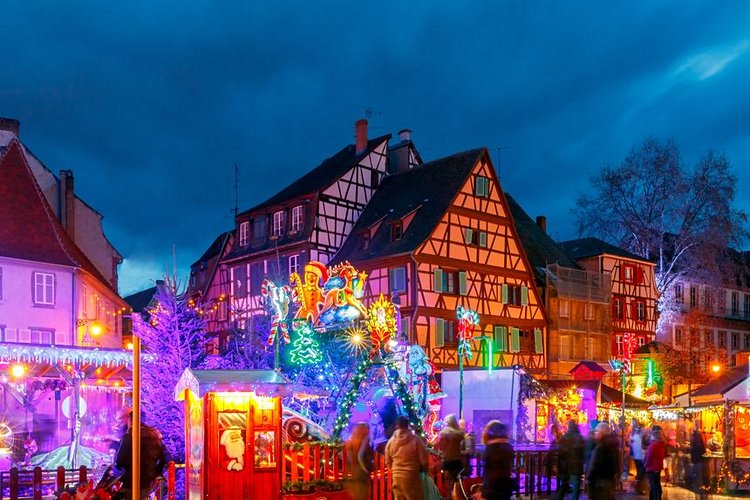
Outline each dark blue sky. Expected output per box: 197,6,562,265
2,2,749,295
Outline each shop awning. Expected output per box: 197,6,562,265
175,368,328,400
600,384,650,408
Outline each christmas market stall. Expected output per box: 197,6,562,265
0,343,131,472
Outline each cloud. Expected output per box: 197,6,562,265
674,40,750,80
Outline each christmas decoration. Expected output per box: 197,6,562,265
289,321,323,366
456,305,480,360
261,279,292,345
0,344,132,368
364,294,397,353
290,261,368,327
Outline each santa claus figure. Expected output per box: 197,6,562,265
219,428,245,471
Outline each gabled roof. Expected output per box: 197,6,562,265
689,363,747,399
559,237,651,263
505,193,580,284
124,285,158,313
192,231,232,268
600,383,651,408
0,140,115,291
239,134,391,216
334,148,485,263
569,361,608,374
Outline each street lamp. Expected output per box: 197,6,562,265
77,318,103,346
711,363,721,374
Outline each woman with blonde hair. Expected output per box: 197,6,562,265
344,423,374,500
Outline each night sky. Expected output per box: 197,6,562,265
2,2,749,296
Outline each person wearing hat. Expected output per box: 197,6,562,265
482,420,515,500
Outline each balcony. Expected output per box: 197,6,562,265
546,264,612,304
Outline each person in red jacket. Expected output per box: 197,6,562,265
645,426,667,500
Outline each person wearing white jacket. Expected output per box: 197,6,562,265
385,416,429,500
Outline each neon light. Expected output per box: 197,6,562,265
456,306,480,360
261,279,292,345
364,294,398,353
487,338,493,373
647,359,654,387
289,322,323,365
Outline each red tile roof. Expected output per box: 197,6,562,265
0,139,115,291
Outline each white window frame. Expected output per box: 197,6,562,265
272,210,285,237
30,329,54,345
291,205,303,233
559,334,571,360
289,255,300,276
584,302,594,321
636,301,646,321
239,221,249,246
33,272,55,305
474,176,489,197
559,299,570,318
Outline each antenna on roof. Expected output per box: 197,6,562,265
233,161,239,218
491,146,514,180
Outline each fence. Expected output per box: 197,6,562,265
0,462,178,500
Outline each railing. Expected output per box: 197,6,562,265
0,462,178,500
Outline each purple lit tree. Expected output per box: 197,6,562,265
132,276,208,463
574,139,748,336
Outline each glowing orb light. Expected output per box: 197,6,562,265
90,323,102,336
10,364,26,378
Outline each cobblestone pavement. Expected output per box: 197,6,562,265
543,483,735,499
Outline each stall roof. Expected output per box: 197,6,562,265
174,368,327,400
676,364,749,406
600,384,651,408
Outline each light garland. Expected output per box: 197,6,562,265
289,322,323,366
0,344,133,368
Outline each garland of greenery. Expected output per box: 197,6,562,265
281,479,344,493
283,440,343,452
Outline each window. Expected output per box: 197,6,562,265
391,222,403,241
690,286,698,307
638,337,646,347
502,285,528,306
560,335,571,360
493,326,507,352
732,333,739,350
289,255,300,276
636,300,646,322
253,216,267,240
239,221,249,246
744,335,750,351
370,170,380,188
33,272,55,305
675,284,683,304
613,296,624,320
434,268,467,295
389,267,407,294
584,302,595,321
272,211,285,237
291,206,303,233
705,330,713,346
616,335,623,356
30,329,54,345
559,299,570,318
732,292,740,316
719,331,726,348
675,327,683,344
474,175,489,197
218,301,228,321
464,228,488,247
703,288,714,311
359,232,370,249
434,318,457,346
622,264,634,282
745,295,750,318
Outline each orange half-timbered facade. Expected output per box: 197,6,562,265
560,238,658,362
335,148,548,373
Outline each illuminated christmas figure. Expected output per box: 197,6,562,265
289,322,323,365
364,294,398,354
261,279,293,345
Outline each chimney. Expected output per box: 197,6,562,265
60,170,76,240
398,129,412,142
536,215,547,234
355,119,368,155
0,117,20,137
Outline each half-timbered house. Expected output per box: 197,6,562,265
186,231,232,343
334,148,548,372
559,238,658,364
219,120,420,330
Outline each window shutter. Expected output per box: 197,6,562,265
494,326,507,352
464,228,473,244
521,286,529,306
434,268,444,292
4,328,17,342
435,318,445,347
510,327,520,353
502,284,509,304
19,329,31,343
534,328,543,353
458,272,468,296
479,232,487,248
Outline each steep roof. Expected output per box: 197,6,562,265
124,285,158,313
569,361,608,374
559,237,651,263
334,148,485,263
689,363,747,399
0,140,115,291
505,193,580,283
239,134,391,216
192,231,232,267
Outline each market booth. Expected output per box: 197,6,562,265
175,369,292,500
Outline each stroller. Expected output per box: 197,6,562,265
57,466,123,499
454,467,484,500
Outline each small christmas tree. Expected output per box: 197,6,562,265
289,322,322,365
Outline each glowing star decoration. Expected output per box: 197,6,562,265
456,306,480,360
365,294,398,353
289,322,323,365
261,279,292,345
342,326,372,356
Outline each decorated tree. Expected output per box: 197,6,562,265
289,322,323,366
574,139,747,336
132,276,208,463
218,315,274,370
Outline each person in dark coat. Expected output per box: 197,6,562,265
116,412,168,499
482,420,515,500
587,423,620,500
557,421,584,500
689,429,707,497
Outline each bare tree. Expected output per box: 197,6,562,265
574,139,747,334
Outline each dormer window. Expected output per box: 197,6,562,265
291,205,303,233
272,210,285,237
371,170,380,188
359,231,370,249
391,222,403,241
474,175,489,197
239,221,249,246
253,216,267,240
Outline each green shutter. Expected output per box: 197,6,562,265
465,228,473,244
534,328,543,353
479,232,487,248
502,284,509,304
494,326,507,352
434,268,443,292
510,327,520,353
521,286,529,306
458,271,467,296
435,318,445,347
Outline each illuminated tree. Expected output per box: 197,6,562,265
574,139,747,335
